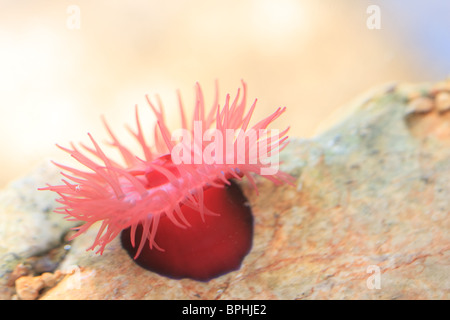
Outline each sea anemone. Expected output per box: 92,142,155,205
40,81,294,281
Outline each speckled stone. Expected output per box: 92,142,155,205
0,161,77,299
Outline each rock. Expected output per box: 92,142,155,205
14,271,63,300
430,78,450,95
14,275,45,300
406,96,434,114
435,92,450,113
0,161,77,299
6,263,32,287
2,80,450,299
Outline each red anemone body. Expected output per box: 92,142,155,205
121,180,253,281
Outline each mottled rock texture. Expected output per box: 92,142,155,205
1,80,449,299
0,162,76,299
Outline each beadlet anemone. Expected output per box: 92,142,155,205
40,81,294,281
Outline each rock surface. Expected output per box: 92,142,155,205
0,162,76,299
1,80,450,299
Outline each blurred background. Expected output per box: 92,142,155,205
0,0,449,187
